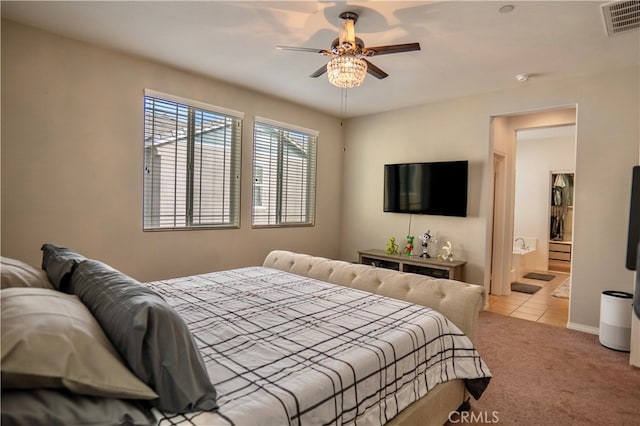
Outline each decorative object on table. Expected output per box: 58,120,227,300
438,241,454,262
419,230,435,258
385,237,399,255
404,235,415,256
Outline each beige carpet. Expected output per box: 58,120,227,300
449,311,640,425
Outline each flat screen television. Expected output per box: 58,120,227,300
384,160,468,217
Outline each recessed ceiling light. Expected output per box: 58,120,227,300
499,4,515,14
516,73,529,82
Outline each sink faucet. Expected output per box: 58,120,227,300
515,238,527,249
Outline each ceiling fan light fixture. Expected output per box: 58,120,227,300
327,55,367,88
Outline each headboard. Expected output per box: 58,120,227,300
263,250,486,342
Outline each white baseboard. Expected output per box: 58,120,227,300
567,322,599,335
569,317,639,368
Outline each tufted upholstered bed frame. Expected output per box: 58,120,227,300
263,250,487,426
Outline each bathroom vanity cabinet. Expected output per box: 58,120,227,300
549,241,572,273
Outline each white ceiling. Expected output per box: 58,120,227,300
2,1,639,118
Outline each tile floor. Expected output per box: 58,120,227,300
486,271,570,328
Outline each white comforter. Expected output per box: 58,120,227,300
146,267,490,425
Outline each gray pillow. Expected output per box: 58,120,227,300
70,259,217,414
1,389,156,426
40,244,86,292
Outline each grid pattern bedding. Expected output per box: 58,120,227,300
146,266,491,425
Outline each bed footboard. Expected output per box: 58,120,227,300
263,250,485,342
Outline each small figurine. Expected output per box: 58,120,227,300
419,230,434,258
385,237,399,255
404,235,415,256
438,241,454,262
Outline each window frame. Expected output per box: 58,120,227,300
143,89,243,231
251,117,318,228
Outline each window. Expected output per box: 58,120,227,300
252,118,318,227
253,166,264,207
143,90,242,230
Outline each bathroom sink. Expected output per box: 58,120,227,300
513,246,534,255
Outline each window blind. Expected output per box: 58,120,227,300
252,120,317,227
143,94,242,230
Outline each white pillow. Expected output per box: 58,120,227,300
1,256,53,289
1,287,158,400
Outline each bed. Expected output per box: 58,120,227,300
1,246,491,426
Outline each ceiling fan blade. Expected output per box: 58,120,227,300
364,43,421,56
364,59,388,79
310,63,328,78
276,46,330,55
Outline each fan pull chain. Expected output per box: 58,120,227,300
340,88,348,120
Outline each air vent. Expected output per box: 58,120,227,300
601,0,640,36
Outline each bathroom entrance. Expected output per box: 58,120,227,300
513,126,575,284
487,107,576,327
512,126,575,306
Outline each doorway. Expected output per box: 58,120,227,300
487,107,577,327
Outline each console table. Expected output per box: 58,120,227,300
358,249,466,281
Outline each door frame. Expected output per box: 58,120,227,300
491,152,509,295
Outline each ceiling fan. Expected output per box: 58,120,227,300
276,11,421,88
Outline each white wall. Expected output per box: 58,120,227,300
340,67,639,330
0,20,344,282
340,97,489,285
514,125,576,271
